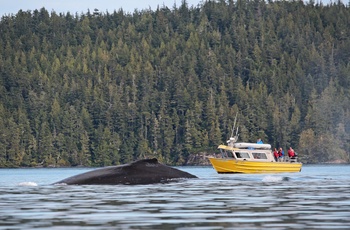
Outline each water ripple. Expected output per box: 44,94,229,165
0,165,350,229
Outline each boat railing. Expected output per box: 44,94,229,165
285,156,299,163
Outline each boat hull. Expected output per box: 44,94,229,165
208,157,302,173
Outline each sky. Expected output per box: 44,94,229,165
0,0,205,17
0,0,342,18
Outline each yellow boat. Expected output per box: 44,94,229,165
208,137,302,174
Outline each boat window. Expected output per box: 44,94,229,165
220,149,235,158
235,152,250,158
252,152,268,159
226,151,234,158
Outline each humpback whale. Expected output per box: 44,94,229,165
53,158,197,185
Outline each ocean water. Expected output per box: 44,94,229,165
0,164,350,229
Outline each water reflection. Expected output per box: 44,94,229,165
0,165,350,229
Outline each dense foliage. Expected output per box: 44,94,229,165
0,0,349,167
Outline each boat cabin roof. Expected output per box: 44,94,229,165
218,143,272,150
218,145,239,151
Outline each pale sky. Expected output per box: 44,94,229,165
0,0,204,17
0,0,341,18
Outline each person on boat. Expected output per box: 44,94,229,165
288,147,296,159
257,138,263,144
278,148,284,162
273,148,279,161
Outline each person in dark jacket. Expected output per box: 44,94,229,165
278,148,284,162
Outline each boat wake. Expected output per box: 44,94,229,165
262,175,289,182
18,182,38,186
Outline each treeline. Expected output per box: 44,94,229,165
0,0,349,167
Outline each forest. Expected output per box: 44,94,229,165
0,0,350,167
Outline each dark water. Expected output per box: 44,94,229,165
1,165,350,229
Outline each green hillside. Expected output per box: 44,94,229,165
0,0,349,167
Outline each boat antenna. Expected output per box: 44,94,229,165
231,113,238,138
227,113,239,146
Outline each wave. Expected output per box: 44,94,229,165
18,182,38,186
262,175,289,182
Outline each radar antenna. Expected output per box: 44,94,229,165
227,113,239,147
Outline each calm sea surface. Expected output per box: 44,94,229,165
1,164,350,229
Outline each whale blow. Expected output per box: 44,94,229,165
53,158,197,185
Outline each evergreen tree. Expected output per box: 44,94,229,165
0,1,350,166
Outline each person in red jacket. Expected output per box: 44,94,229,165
273,148,279,161
288,147,295,158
